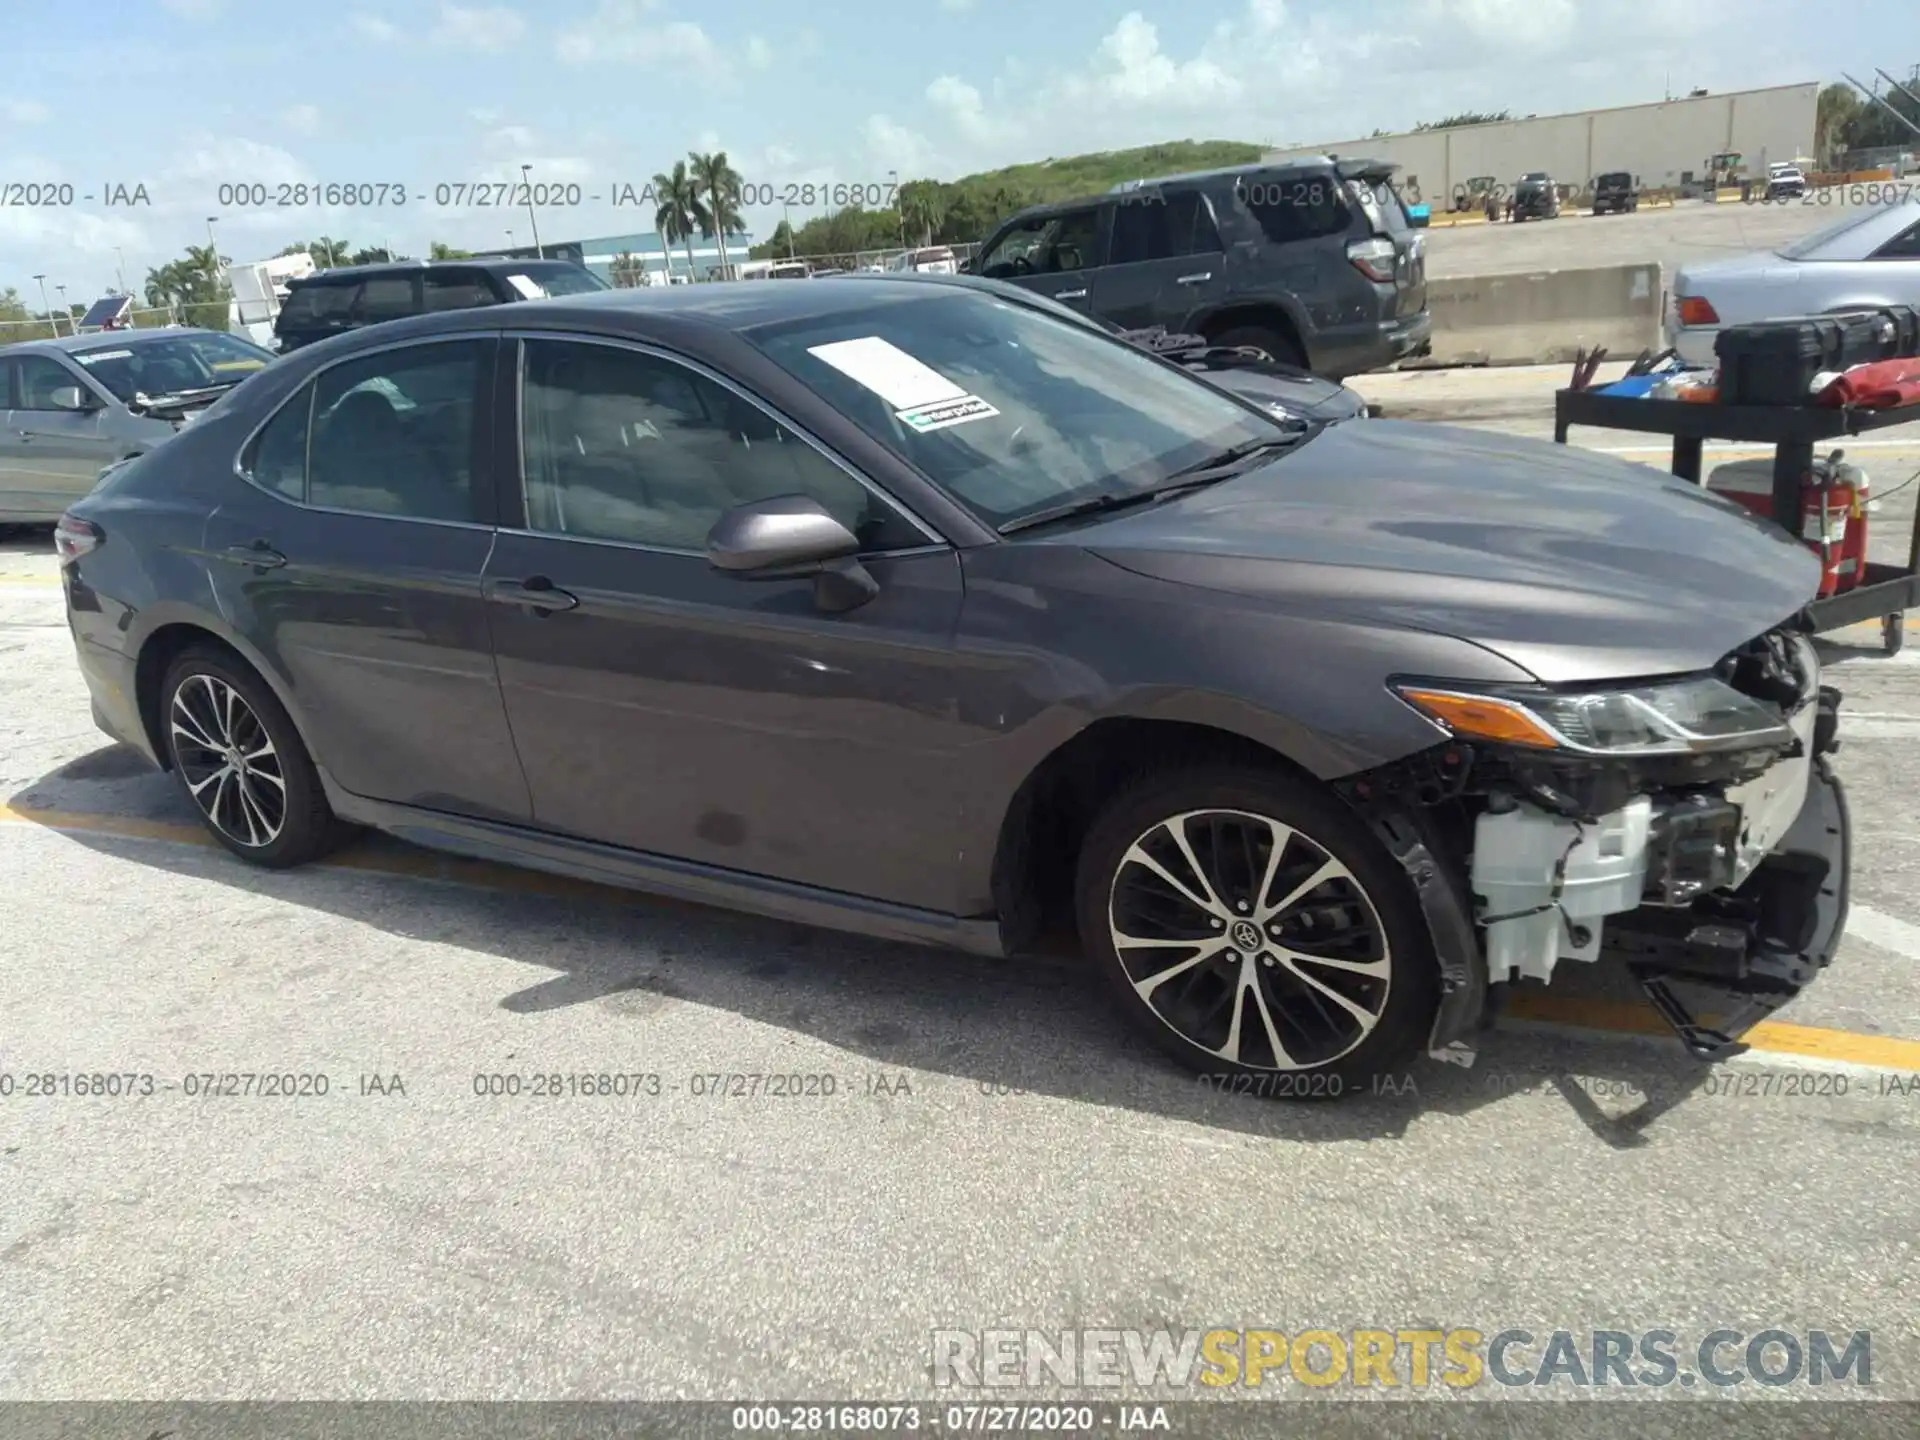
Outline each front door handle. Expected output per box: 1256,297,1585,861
1176,272,1213,285
222,541,287,569
484,575,579,613
1054,288,1088,301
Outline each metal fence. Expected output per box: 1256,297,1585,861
725,241,984,277
0,302,230,344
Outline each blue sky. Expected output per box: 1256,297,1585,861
1,0,1911,302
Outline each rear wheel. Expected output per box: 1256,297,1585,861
1074,766,1438,1097
1208,324,1306,370
160,646,356,867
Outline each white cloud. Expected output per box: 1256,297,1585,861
348,11,402,43
939,0,975,9
160,0,222,17
281,103,321,135
862,115,937,178
470,107,501,124
555,1,730,80
2,97,50,124
431,2,528,51
744,35,773,70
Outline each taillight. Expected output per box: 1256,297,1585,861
1347,237,1397,283
1676,295,1719,326
54,514,102,564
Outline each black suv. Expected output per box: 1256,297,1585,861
970,157,1430,378
1592,171,1638,215
272,258,610,353
1508,172,1561,221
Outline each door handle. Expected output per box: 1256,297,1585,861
485,575,579,613
1175,272,1213,285
1054,289,1088,300
12,429,34,441
222,541,287,569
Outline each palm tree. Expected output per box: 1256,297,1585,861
610,251,641,288
653,160,707,282
900,182,944,247
689,150,745,278
311,236,350,268
1815,83,1862,168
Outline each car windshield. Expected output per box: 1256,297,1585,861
1776,208,1888,260
1599,173,1630,186
66,331,274,403
748,290,1293,530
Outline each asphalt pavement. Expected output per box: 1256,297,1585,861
2,382,1918,1427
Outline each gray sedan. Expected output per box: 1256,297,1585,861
1667,197,1920,366
0,328,274,523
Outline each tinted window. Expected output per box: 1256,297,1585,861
1777,207,1893,260
519,339,921,553
424,273,498,311
69,331,271,404
1874,221,1920,260
501,265,611,298
278,282,357,325
1598,172,1632,187
1240,174,1348,243
1108,191,1222,265
303,341,485,521
750,290,1287,530
14,355,84,409
242,387,312,501
354,276,420,322
978,209,1102,277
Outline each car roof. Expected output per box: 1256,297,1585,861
994,155,1396,227
0,326,234,357
288,258,593,288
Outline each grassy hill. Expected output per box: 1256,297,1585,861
945,140,1267,204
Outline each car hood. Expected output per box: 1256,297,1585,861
1074,420,1820,685
1189,361,1368,422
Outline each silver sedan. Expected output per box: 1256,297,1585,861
1666,197,1920,367
0,328,274,523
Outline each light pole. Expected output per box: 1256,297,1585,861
56,284,68,330
33,274,55,335
890,170,903,246
506,228,515,252
783,199,796,258
521,164,543,258
114,246,127,295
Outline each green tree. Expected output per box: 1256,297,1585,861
310,236,351,267
899,181,944,247
143,244,231,330
652,159,708,281
429,242,473,260
689,150,746,277
1414,111,1511,131
610,251,644,287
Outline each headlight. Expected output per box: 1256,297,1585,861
1393,675,1796,756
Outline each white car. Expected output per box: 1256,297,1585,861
1666,198,1920,366
1766,162,1808,200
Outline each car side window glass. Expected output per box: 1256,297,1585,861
15,356,84,410
242,385,314,501
307,341,485,521
1240,176,1348,243
1037,209,1102,273
282,283,357,324
1186,192,1223,253
354,276,419,323
425,274,498,311
519,339,923,554
1874,221,1920,260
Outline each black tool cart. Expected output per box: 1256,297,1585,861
1552,317,1920,654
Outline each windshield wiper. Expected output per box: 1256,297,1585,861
998,432,1312,537
1162,431,1309,483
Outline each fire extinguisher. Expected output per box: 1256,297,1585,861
1801,451,1866,597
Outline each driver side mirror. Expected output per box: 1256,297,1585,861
50,385,97,412
706,494,879,613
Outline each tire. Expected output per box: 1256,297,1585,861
159,644,357,868
1074,765,1438,1098
1208,324,1306,370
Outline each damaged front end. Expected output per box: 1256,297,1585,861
1339,625,1850,1062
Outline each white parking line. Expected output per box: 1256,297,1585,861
1846,903,1920,962
1594,439,1920,455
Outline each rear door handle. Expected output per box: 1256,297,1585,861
1176,272,1213,285
1054,288,1088,300
222,541,287,569
484,575,579,613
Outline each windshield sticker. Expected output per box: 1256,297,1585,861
74,350,133,363
895,395,999,433
505,273,548,300
806,336,968,410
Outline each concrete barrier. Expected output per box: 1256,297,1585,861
1411,262,1663,367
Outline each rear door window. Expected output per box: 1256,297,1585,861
424,271,499,311
353,275,421,323
1108,190,1223,265
279,283,359,327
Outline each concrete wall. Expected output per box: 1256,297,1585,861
1419,263,1664,367
1265,84,1818,206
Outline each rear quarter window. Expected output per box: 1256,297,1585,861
1236,174,1350,244
279,283,358,325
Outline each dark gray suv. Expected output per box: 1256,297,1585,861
972,157,1431,378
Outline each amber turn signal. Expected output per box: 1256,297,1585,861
1395,688,1563,748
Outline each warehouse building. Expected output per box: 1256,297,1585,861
1262,83,1819,206
483,229,759,284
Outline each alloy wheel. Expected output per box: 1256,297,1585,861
169,674,287,849
1106,808,1392,1070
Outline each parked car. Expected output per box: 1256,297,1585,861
971,156,1431,379
1509,172,1560,221
1766,162,1809,200
823,267,1372,422
272,258,610,353
0,328,274,523
888,246,959,275
56,281,1848,1093
1591,171,1638,215
1667,197,1920,366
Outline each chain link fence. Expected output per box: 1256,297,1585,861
1,302,231,344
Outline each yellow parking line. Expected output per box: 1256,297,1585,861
5,800,1919,1069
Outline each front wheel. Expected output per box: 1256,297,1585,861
160,645,357,867
1074,766,1438,1097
